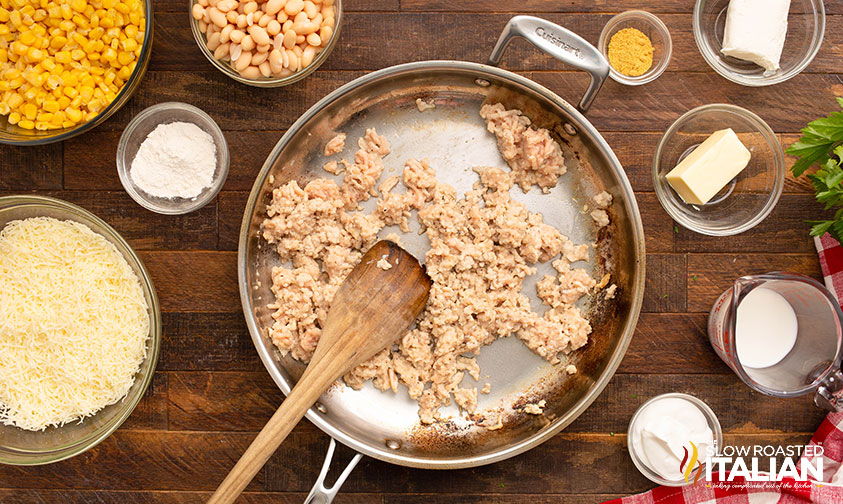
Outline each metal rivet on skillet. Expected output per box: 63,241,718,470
385,439,402,450
315,402,328,414
564,123,578,135
474,78,490,87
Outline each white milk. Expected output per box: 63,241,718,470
735,287,798,368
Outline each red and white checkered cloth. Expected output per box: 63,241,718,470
600,234,843,504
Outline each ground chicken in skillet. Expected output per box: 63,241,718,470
261,104,611,425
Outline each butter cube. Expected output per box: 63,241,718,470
665,128,751,206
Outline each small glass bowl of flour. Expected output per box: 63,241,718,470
117,102,229,215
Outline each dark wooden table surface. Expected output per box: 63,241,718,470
2,0,842,502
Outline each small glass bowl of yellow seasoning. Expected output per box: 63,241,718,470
598,10,672,86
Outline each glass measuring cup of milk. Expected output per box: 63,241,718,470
708,272,843,410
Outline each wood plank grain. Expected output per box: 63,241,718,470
218,191,248,251
618,313,724,374
154,0,398,11
83,70,843,134
674,194,824,254
150,13,843,74
530,72,843,134
0,490,623,504
166,371,823,433
159,312,259,371
138,251,239,312
0,432,264,492
99,71,366,133
121,372,169,431
64,130,281,192
0,143,63,190
687,253,822,313
156,312,726,374
643,254,685,313
400,0,843,15
635,192,674,253
0,190,217,250
264,431,812,494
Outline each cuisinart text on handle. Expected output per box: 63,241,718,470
535,27,583,59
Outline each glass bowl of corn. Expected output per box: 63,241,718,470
0,0,153,145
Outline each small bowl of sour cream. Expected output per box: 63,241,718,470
627,393,723,486
117,102,230,215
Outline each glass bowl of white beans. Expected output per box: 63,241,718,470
189,0,341,86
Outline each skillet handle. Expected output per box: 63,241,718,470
488,15,609,114
303,438,364,504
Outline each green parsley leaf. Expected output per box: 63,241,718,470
789,98,843,245
610,432,615,436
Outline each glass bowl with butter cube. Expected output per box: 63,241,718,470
598,10,672,86
693,0,825,86
653,104,785,236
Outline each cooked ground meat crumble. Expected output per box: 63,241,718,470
261,104,612,425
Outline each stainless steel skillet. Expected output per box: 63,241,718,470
238,16,646,502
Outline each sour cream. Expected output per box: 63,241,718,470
629,396,716,482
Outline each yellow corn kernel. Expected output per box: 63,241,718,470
89,11,98,27
70,0,86,12
0,25,9,35
101,46,115,62
46,5,59,18
8,77,23,89
25,47,43,62
88,26,103,39
18,30,36,45
23,88,37,101
0,81,8,92
0,48,7,64
40,58,55,71
23,102,36,120
71,31,86,46
78,84,92,100
34,121,50,130
49,35,66,49
98,15,112,28
69,94,81,108
128,11,139,26
50,111,63,125
7,111,20,124
6,92,22,108
0,7,9,22
102,0,114,8
59,3,71,19
20,4,33,16
32,8,46,20
8,9,20,26
71,14,86,28
36,111,52,121
116,50,131,65
42,99,58,112
64,106,81,122
58,19,74,31
18,119,35,129
63,86,78,98
116,64,130,80
89,65,104,75
120,37,136,52
45,74,61,89
0,102,8,114
57,95,69,108
70,48,84,60
10,41,27,56
114,1,128,13
54,50,70,63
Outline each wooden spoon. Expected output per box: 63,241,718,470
209,240,431,504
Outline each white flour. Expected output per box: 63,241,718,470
129,121,217,199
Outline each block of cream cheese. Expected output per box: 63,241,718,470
666,128,751,206
721,0,791,72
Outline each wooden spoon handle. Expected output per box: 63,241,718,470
207,370,331,504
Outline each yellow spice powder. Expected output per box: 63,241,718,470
608,28,655,77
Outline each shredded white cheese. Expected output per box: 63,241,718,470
0,217,150,431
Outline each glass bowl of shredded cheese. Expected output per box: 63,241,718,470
598,10,672,86
0,195,161,465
